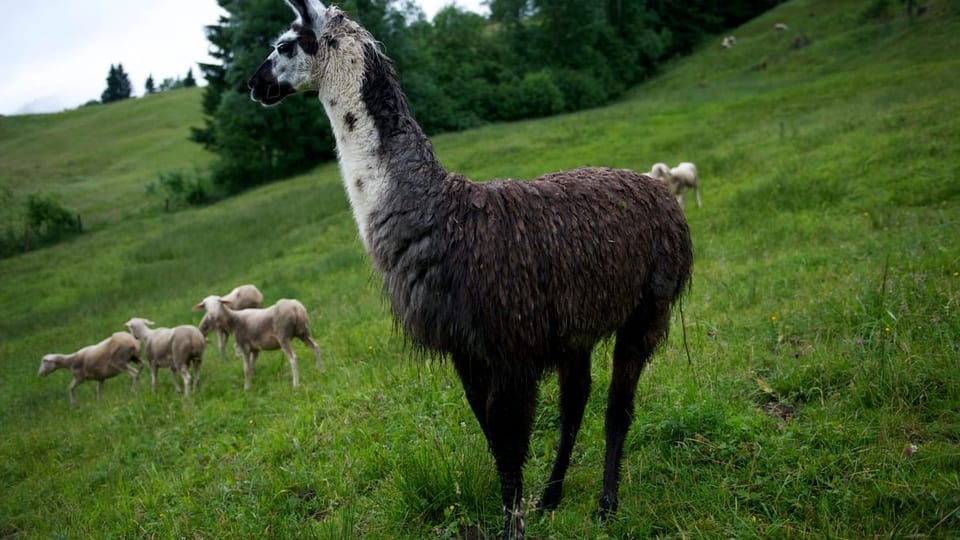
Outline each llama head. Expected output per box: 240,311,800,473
249,0,369,106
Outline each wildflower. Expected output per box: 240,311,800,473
885,326,891,332
953,272,959,277
770,315,778,322
904,443,919,456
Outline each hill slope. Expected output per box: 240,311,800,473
2,0,959,538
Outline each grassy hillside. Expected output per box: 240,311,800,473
0,87,211,227
2,0,959,538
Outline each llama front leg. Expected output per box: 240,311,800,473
542,351,592,510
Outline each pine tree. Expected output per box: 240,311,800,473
145,74,156,94
101,64,133,103
183,68,198,88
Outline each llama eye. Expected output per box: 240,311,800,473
276,42,295,56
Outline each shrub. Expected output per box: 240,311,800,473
146,170,211,210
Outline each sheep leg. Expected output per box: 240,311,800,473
242,351,257,390
150,364,159,394
300,335,324,369
125,365,140,393
68,378,80,407
191,363,201,393
541,350,592,510
695,187,702,208
485,377,538,540
280,340,300,388
179,366,192,398
170,367,183,394
599,302,671,518
217,330,228,359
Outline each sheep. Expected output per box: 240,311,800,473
38,332,143,406
774,22,789,31
124,318,205,397
721,35,737,48
199,284,264,359
248,3,693,538
194,297,323,390
648,161,702,209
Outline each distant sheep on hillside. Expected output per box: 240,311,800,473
649,162,702,209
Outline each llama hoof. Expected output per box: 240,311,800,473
598,495,618,520
540,484,562,511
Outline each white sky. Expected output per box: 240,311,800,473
0,0,487,116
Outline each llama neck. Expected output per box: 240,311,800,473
320,42,445,251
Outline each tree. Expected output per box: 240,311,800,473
183,68,198,88
101,64,133,104
145,74,156,94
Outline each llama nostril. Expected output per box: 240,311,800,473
267,84,280,99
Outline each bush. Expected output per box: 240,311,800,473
0,192,81,258
146,170,211,210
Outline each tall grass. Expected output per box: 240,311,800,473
2,0,959,537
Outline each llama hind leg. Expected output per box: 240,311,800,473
541,350,592,510
600,301,672,517
486,378,538,540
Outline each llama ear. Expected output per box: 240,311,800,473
285,0,326,30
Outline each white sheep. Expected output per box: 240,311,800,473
194,297,322,390
198,285,264,359
721,35,737,49
648,161,702,209
774,23,789,31
124,318,205,397
38,332,143,406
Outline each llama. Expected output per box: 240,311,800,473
249,2,693,537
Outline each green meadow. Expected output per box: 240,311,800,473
2,0,958,537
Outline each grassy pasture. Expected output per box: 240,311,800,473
1,0,959,537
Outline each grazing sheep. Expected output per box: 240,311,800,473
249,3,693,538
124,318,205,397
38,332,143,406
194,297,323,390
199,284,264,359
774,22,789,31
721,35,737,48
649,161,702,209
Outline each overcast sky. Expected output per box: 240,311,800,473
0,0,487,116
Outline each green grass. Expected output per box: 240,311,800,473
2,0,959,537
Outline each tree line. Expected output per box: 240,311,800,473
190,0,782,194
96,64,198,106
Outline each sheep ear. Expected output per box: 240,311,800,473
221,299,234,307
145,319,155,326
192,302,204,312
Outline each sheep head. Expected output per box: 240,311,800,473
124,317,155,339
38,355,59,376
